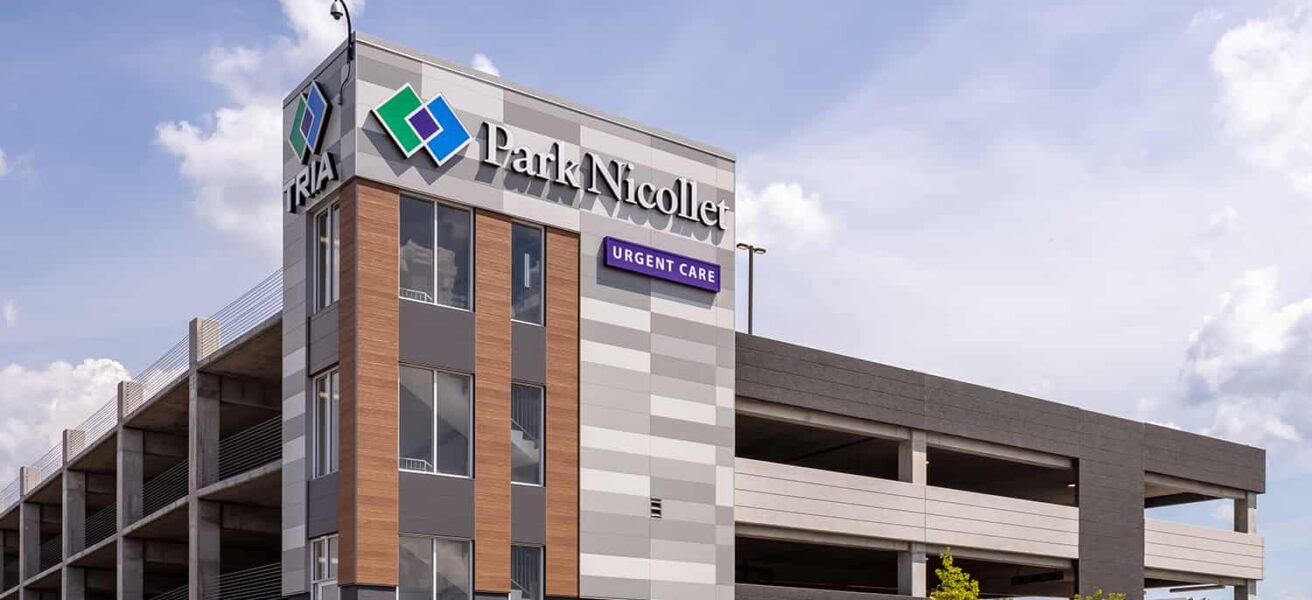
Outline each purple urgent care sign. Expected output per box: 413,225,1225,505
602,237,721,293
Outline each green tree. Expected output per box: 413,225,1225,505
1072,591,1126,600
930,548,980,600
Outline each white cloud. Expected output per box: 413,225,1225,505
471,53,500,77
2,301,15,329
1212,3,1312,194
735,181,833,250
1189,206,1239,264
156,0,363,260
0,359,129,477
0,147,8,178
1178,267,1312,451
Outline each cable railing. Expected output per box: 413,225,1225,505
218,417,281,481
75,398,118,450
151,583,189,600
84,502,116,549
136,337,189,406
38,536,60,572
141,459,188,518
210,270,281,349
0,477,18,514
202,562,280,600
33,443,61,485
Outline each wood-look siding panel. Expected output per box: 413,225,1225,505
339,180,401,587
337,182,359,584
475,211,512,593
545,228,580,598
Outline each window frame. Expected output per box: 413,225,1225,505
510,382,545,487
510,221,546,326
398,364,475,479
314,201,341,313
398,196,475,312
398,534,473,600
510,544,544,600
310,534,338,600
312,369,340,478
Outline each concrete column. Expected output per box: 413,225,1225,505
117,537,143,600
898,430,928,484
62,565,85,600
898,543,927,597
189,317,221,366
117,381,143,421
117,429,143,529
1235,580,1257,600
62,470,85,558
63,430,86,465
189,372,221,491
188,500,220,600
19,503,39,580
1234,492,1257,534
18,467,38,497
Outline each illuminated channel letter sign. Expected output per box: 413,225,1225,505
285,81,338,213
602,237,720,293
370,83,729,230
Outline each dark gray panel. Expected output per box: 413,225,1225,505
736,584,918,600
511,484,545,545
308,304,339,375
398,471,474,538
399,301,476,372
512,321,546,385
475,593,510,600
306,473,338,538
340,586,397,600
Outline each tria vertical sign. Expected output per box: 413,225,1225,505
285,82,339,213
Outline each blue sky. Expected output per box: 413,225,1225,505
1,1,1310,597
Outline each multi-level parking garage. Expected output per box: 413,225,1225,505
0,33,1264,600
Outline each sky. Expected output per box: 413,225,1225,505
0,0,1309,597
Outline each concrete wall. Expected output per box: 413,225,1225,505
736,333,1265,600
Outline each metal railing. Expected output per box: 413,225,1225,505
136,337,188,406
74,398,118,450
0,477,18,514
141,459,188,518
202,563,280,600
38,536,60,572
85,502,116,549
151,583,189,600
33,444,61,485
218,417,281,481
210,270,281,349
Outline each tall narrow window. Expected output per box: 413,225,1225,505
399,365,472,476
400,197,472,310
399,536,471,600
311,535,338,600
312,370,339,477
510,384,543,485
511,223,544,324
510,546,543,600
315,202,340,311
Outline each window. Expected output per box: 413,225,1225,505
511,384,543,485
399,366,472,476
511,223,544,324
510,546,543,600
311,535,338,600
315,202,340,311
399,536,471,600
400,197,472,310
312,370,339,477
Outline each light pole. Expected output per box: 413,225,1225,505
736,243,766,334
329,0,355,104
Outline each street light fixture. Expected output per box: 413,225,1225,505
736,242,766,334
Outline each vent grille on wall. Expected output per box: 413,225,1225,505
650,497,663,519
